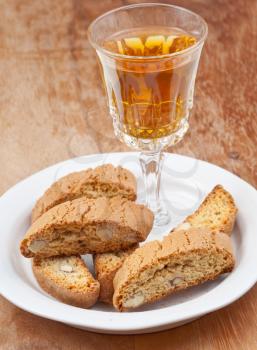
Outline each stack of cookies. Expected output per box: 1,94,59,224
19,164,237,312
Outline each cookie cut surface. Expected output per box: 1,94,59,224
113,228,235,311
21,196,154,258
176,185,237,235
33,255,100,308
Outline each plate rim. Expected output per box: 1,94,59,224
0,152,257,333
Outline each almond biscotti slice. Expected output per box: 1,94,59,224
113,228,235,311
94,244,138,304
176,185,237,235
94,185,237,305
32,164,137,223
33,255,99,308
20,196,154,258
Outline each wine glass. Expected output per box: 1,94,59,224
88,3,207,226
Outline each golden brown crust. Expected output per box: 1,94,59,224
113,228,235,311
94,244,138,304
94,185,237,306
178,185,237,235
21,196,154,258
32,256,100,308
32,164,137,223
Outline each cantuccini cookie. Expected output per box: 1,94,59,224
176,185,237,235
94,244,138,304
113,228,235,311
32,164,137,223
21,196,154,258
33,255,99,308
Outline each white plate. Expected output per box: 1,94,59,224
0,152,257,334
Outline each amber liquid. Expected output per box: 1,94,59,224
101,27,197,141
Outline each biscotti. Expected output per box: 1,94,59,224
176,185,237,235
33,255,99,308
94,244,138,304
94,185,237,305
32,164,137,223
20,196,154,258
113,228,235,311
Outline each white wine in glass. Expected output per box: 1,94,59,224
88,3,207,226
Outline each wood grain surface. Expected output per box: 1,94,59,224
0,0,256,349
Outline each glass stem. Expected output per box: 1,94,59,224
139,151,169,225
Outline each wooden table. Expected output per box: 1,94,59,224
0,0,256,349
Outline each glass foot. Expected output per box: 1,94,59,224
153,204,171,226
